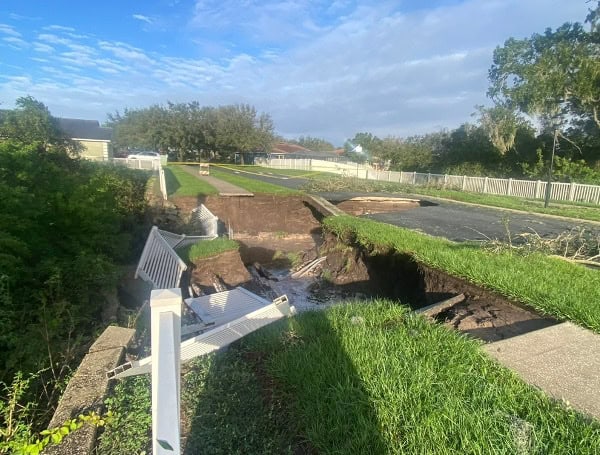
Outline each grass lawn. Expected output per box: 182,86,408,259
304,176,600,222
105,301,600,454
165,165,218,197
176,238,239,263
324,215,600,333
236,301,600,454
208,166,300,195
216,164,333,180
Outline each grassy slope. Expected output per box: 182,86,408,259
324,215,600,332
183,301,600,454
208,167,300,195
304,176,600,222
165,165,218,196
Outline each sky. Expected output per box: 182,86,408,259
0,0,592,145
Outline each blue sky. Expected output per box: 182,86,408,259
0,0,592,145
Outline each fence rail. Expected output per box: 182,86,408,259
261,158,600,205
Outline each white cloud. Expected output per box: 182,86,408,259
2,36,28,49
98,41,155,65
33,42,55,53
44,25,76,32
0,23,21,37
0,0,592,141
133,14,153,24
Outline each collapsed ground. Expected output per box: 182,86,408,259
166,194,558,343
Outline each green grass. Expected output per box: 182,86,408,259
304,176,600,222
177,238,239,262
165,165,218,197
324,215,600,332
181,353,295,454
218,164,332,179
97,376,152,455
176,301,600,453
208,167,300,195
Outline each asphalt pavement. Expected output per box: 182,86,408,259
214,166,599,242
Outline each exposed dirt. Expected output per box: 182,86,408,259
189,249,251,294
171,195,323,235
334,197,420,216
172,195,558,343
319,233,558,342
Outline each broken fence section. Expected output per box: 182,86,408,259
106,290,293,379
135,205,219,289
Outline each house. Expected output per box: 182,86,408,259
57,118,113,161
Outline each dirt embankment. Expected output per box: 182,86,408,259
319,233,558,342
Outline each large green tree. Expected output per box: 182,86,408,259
488,3,600,130
108,102,275,162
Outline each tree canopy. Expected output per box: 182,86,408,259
488,3,600,131
108,102,275,161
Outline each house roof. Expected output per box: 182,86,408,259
271,142,312,154
57,117,113,141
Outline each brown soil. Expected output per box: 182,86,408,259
321,234,558,342
234,232,320,265
335,198,420,216
189,249,251,294
171,195,323,235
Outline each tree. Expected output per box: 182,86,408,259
291,136,335,151
488,4,600,130
108,102,274,162
0,96,78,154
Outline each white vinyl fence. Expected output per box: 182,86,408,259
135,226,188,289
260,158,600,205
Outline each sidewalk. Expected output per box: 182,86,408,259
484,322,600,420
178,165,254,196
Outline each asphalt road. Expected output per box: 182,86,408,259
214,167,599,242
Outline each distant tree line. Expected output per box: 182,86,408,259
343,2,600,184
107,102,275,162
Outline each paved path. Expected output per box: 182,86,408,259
484,322,600,420
178,165,254,196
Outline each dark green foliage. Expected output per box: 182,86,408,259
289,135,335,151
0,99,151,437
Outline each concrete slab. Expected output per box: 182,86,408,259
484,322,600,420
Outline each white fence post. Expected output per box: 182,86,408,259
569,182,576,201
507,178,513,196
535,180,542,199
151,288,181,455
483,177,489,194
462,175,467,191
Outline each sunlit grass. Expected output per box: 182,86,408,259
209,167,300,195
177,301,600,453
177,237,239,263
165,165,217,196
217,164,332,180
